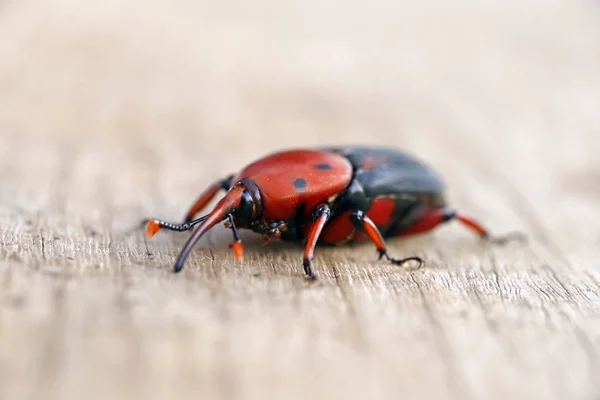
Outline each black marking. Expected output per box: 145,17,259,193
238,178,263,218
294,178,307,190
293,203,306,241
315,163,332,170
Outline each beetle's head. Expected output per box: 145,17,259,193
228,178,263,223
147,178,263,272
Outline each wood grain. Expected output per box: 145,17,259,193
1,0,600,399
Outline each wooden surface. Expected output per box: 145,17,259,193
1,1,600,399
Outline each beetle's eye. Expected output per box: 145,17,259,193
236,190,255,220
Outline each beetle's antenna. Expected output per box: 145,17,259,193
145,215,209,238
173,185,245,272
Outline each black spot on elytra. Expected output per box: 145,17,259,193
294,178,307,190
315,163,332,170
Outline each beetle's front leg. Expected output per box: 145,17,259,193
303,204,331,282
183,175,233,223
226,214,244,262
141,175,233,233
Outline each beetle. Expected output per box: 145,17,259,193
145,146,525,281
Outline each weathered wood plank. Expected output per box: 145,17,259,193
1,0,600,399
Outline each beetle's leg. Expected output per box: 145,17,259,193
351,210,424,269
184,175,233,223
451,210,527,244
145,215,209,238
303,204,331,282
399,207,526,245
226,214,244,262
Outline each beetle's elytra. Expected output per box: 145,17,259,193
145,146,525,281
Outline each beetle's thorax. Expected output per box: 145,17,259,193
229,149,354,221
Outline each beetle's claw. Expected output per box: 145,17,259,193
397,256,425,270
384,253,425,270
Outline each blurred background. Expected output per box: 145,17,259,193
1,0,599,254
1,0,599,208
1,0,600,399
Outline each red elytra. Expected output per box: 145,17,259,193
145,146,525,281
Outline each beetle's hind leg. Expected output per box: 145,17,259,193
397,207,526,245
350,210,424,269
452,211,526,245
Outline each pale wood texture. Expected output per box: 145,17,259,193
1,1,600,399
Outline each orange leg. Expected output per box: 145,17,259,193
351,210,424,269
303,204,331,281
184,175,233,223
226,214,244,262
399,207,526,244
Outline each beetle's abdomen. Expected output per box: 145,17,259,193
317,196,411,244
318,190,448,245
324,146,446,197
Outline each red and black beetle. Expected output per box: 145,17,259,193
145,146,524,280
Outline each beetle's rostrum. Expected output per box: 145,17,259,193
145,146,526,281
